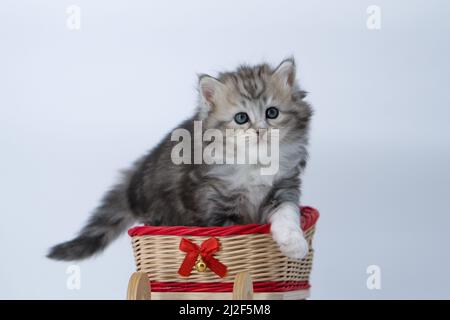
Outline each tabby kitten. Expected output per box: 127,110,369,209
48,58,313,261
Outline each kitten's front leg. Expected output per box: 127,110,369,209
269,202,309,260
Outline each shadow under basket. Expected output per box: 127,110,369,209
127,206,319,300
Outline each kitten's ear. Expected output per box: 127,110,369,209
272,58,296,88
198,75,225,106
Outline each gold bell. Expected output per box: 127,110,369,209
195,256,207,272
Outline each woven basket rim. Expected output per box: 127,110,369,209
128,206,319,237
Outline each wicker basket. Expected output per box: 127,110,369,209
127,206,319,300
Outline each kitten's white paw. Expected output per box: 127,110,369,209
271,222,309,260
269,203,309,260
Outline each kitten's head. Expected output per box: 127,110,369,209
196,58,312,144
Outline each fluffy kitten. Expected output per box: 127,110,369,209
48,58,313,261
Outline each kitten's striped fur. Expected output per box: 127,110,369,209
48,58,313,261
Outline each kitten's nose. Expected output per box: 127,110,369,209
254,121,268,131
256,128,267,136
253,122,269,140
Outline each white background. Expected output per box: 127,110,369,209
1,0,449,299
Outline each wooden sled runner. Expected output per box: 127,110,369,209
127,271,311,300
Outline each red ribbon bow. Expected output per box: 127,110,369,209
178,237,227,278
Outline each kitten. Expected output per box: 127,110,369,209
47,58,313,261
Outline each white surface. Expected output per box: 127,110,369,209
1,0,449,299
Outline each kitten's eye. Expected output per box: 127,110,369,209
266,107,279,119
234,112,249,124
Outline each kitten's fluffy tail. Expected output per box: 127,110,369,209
47,183,134,261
